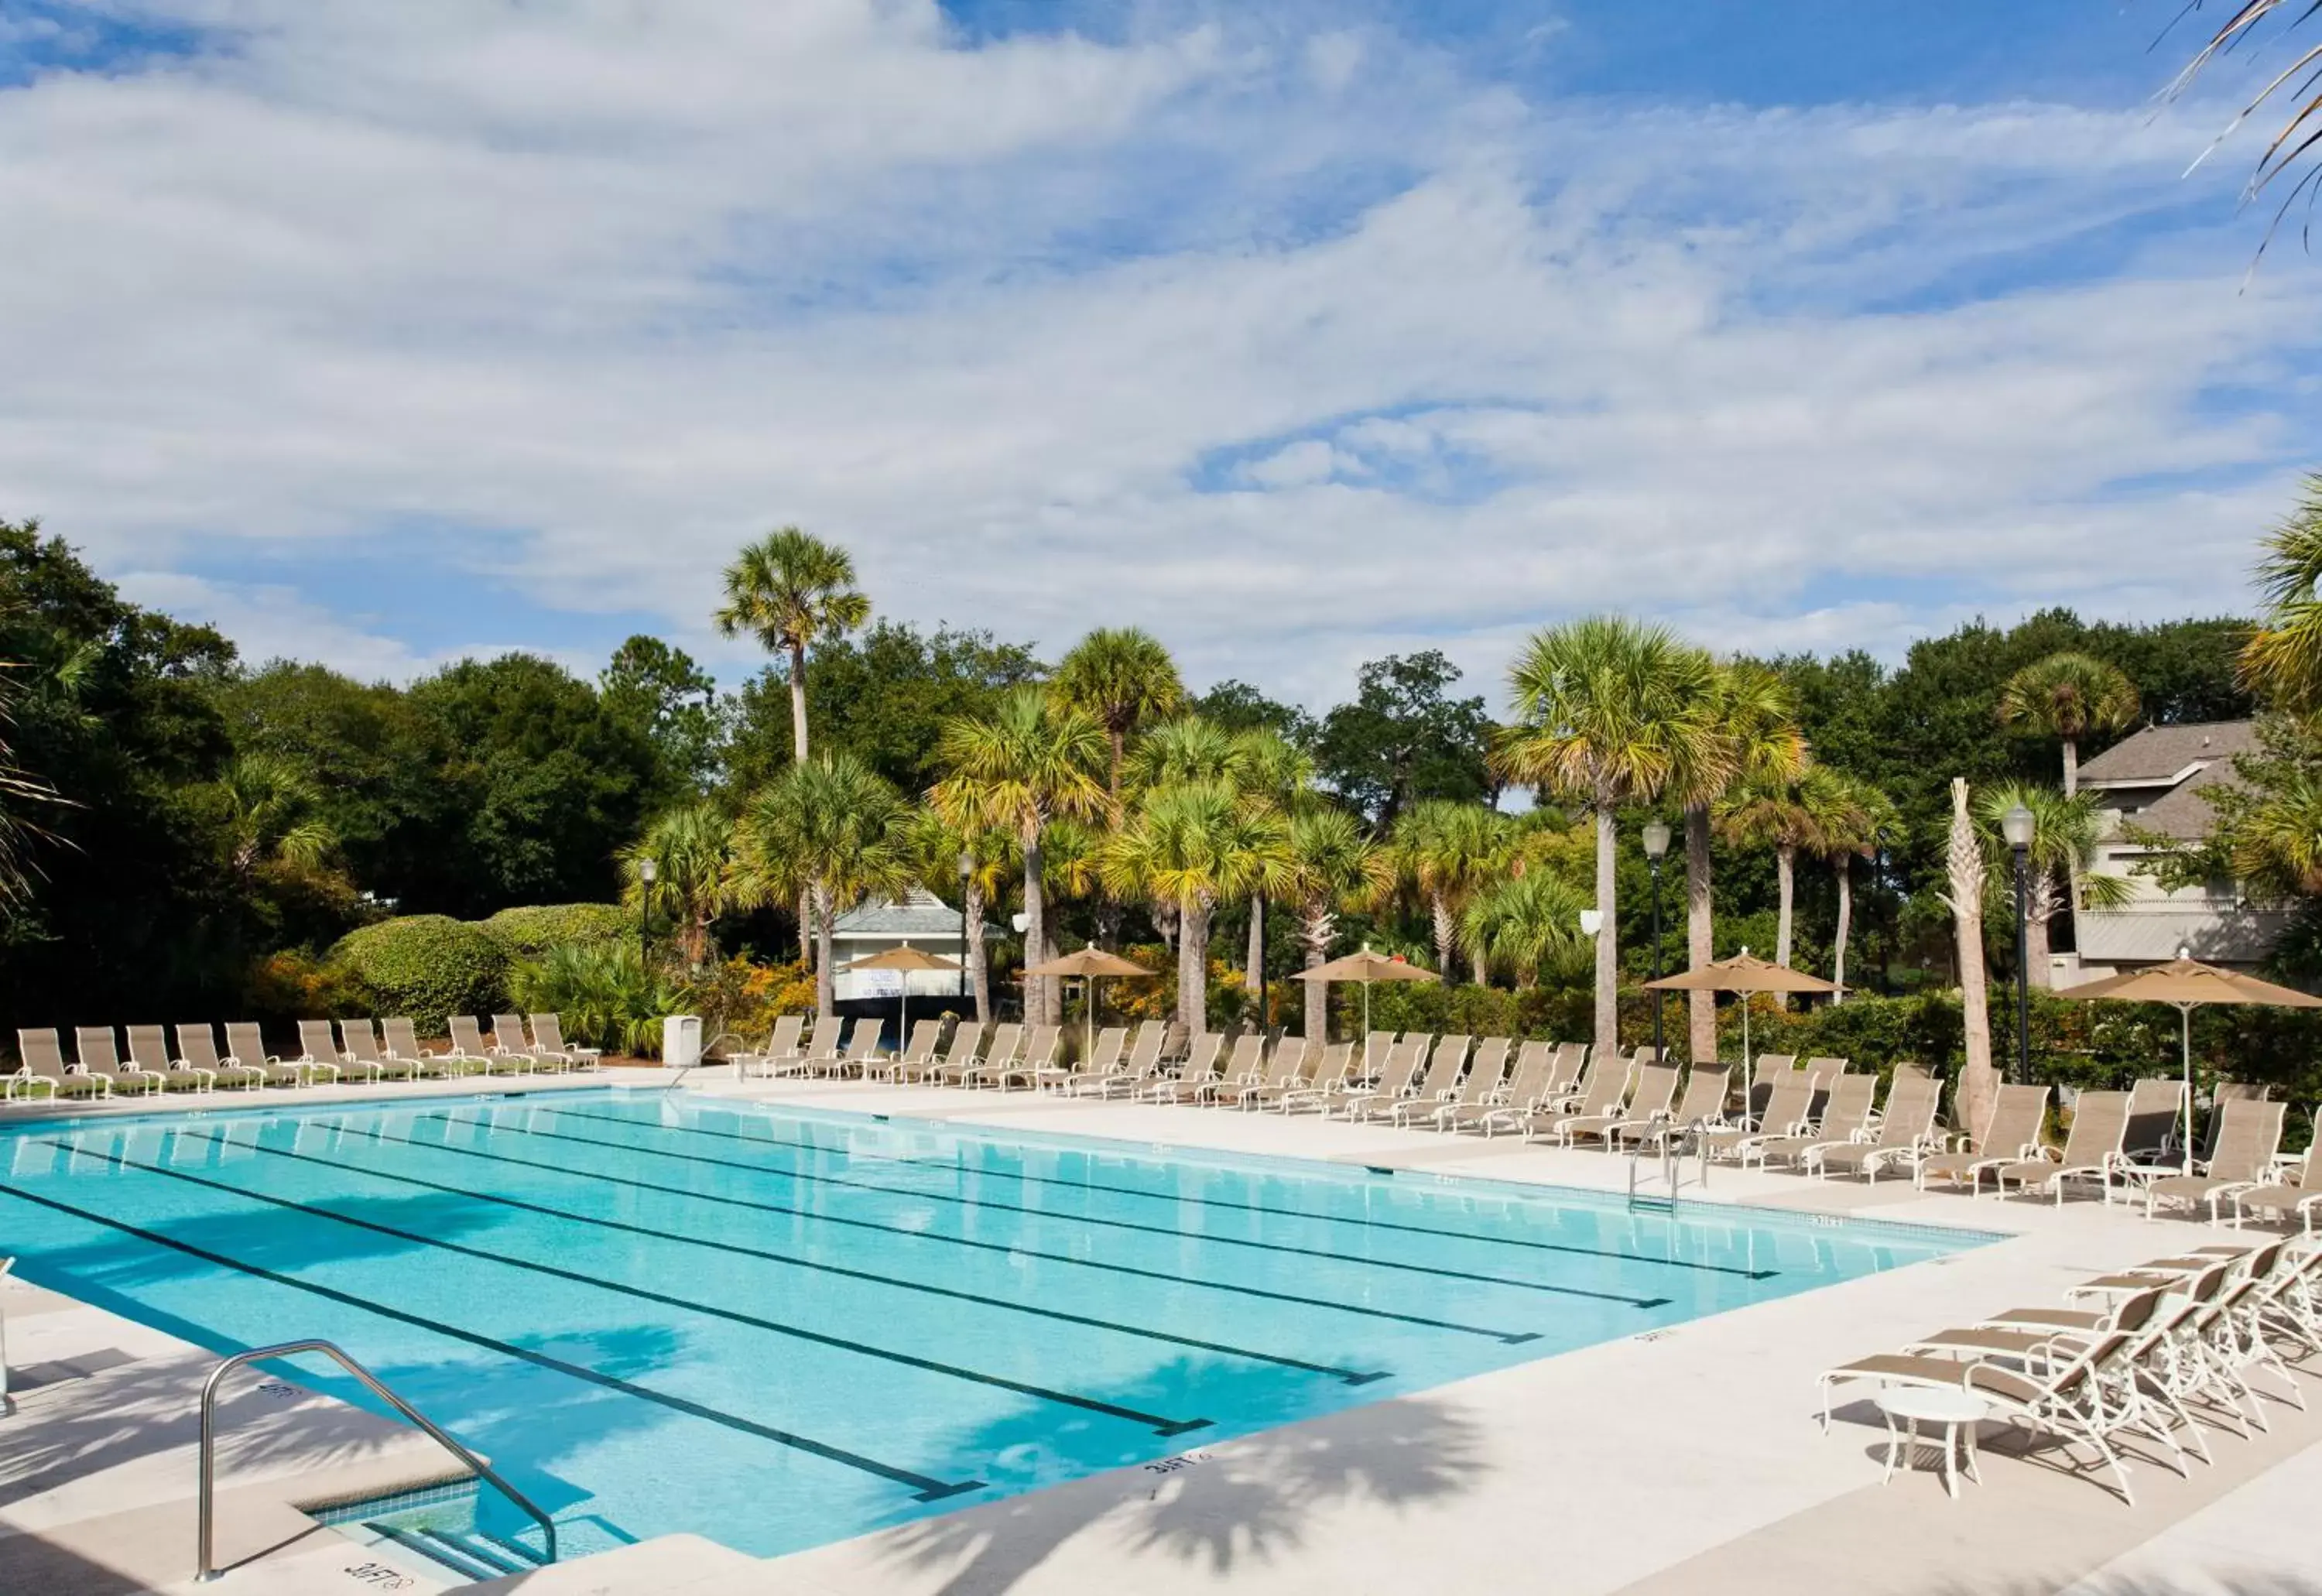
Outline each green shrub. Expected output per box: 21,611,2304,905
241,950,364,1024
328,915,509,1033
482,902,630,959
511,940,676,1057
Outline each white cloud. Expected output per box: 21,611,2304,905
0,2,2314,717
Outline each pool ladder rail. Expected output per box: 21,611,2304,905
1628,1118,1711,1211
195,1337,557,1584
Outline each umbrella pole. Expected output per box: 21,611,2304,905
1087,977,1096,1067
1363,981,1372,1077
2180,1003,2195,1175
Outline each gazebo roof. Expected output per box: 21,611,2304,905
832,887,979,938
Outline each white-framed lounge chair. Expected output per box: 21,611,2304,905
2230,1122,2322,1231
224,1022,313,1088
1077,1021,1163,1097
2116,1076,2190,1183
781,1016,845,1078
382,1017,469,1078
1050,1026,1123,1092
1449,1040,1552,1134
876,1019,946,1083
1564,1062,1678,1149
340,1019,416,1082
450,1015,526,1076
12,1028,104,1100
926,1022,987,1087
2146,1098,2287,1223
526,1012,600,1071
1812,1072,1943,1181
1386,1035,1471,1127
176,1024,264,1091
1202,1035,1269,1106
1524,1050,1633,1142
1699,1074,1820,1162
961,1022,1023,1089
1752,1073,1877,1170
1279,1043,1358,1115
296,1018,363,1084
1991,1090,2132,1205
824,1019,885,1081
1144,1033,1226,1105
735,1015,805,1080
127,1022,212,1093
76,1026,160,1096
1741,1053,1798,1125
1000,1024,1058,1091
1334,1037,1426,1121
1237,1040,1322,1110
1420,1038,1509,1130
492,1014,565,1074
1913,1083,2049,1193
1611,1067,1729,1150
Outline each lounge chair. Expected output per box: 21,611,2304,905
223,1022,313,1087
2229,1125,2322,1231
1417,1038,1509,1130
1279,1043,1358,1115
780,1016,845,1078
875,1019,947,1083
1145,1033,1226,1105
340,1019,416,1082
1238,1040,1324,1110
1536,1042,1588,1107
1813,1073,1943,1181
829,1019,887,1081
1611,1067,1729,1150
1563,1062,1678,1149
1991,1090,2132,1204
382,1017,469,1078
12,1028,105,1100
176,1024,265,1091
1915,1084,2051,1193
735,1015,806,1080
2200,1083,2273,1166
1448,1040,1551,1134
1206,1035,1270,1106
2145,1098,2287,1222
2117,1076,2190,1181
494,1015,567,1074
1077,1021,1162,1097
1742,1054,1798,1125
1701,1075,1818,1161
1388,1035,1473,1127
1335,1037,1428,1121
296,1018,362,1084
448,1015,526,1076
1525,1052,1635,1142
962,1022,1024,1089
1752,1073,1877,1170
527,1012,601,1071
926,1022,988,1087
76,1026,160,1096
128,1022,213,1092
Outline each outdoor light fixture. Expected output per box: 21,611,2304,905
637,857,656,968
1642,820,1671,1059
1578,909,1603,937
2003,802,2033,1084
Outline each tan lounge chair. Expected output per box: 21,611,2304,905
1612,1067,1729,1149
734,1015,806,1079
527,1012,601,1071
1279,1043,1358,1115
1916,1084,2051,1193
2118,1075,2190,1178
1702,1074,1818,1161
1525,1052,1635,1142
1754,1074,1878,1170
874,1019,947,1083
224,1022,313,1087
487,1014,560,1074
1235,1040,1320,1110
296,1018,363,1084
2145,1098,2287,1222
1418,1038,1509,1130
1813,1073,1943,1181
1565,1062,1678,1149
12,1028,105,1100
827,1019,887,1081
2229,1125,2322,1231
380,1017,467,1078
1145,1033,1227,1105
926,1022,988,1087
1992,1090,2132,1204
442,1015,519,1076
1742,1053,1799,1123
780,1016,845,1078
1389,1035,1474,1127
1077,1021,1163,1097
340,1019,416,1082
1336,1036,1428,1121
176,1024,265,1091
963,1022,1024,1089
76,1026,160,1096
128,1022,213,1092
1450,1039,1552,1134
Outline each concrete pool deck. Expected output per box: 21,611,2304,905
2,1064,2317,1594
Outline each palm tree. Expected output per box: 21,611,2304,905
1228,728,1315,1002
1945,776,1998,1135
1714,764,1849,972
1976,783,2132,990
2241,477,2322,711
1050,628,1185,805
1460,870,1587,989
1283,806,1389,1039
2166,5,2322,257
1101,781,1292,1033
1997,652,2139,796
1394,800,1509,983
1675,663,1806,1058
930,687,1108,1026
215,753,337,882
0,659,67,911
621,802,733,972
903,805,1012,1022
1812,771,1896,1001
1499,618,1724,1053
731,755,914,1019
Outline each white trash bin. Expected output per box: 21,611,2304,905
662,1015,703,1068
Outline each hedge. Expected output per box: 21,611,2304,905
482,902,629,959
328,915,510,1033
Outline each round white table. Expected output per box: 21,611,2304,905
1874,1386,1987,1498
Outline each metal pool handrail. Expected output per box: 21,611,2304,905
195,1337,556,1582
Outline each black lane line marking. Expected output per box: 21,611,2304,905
48,1141,1213,1439
887,1153,1779,1281
415,1114,1536,1344
220,1125,1387,1388
541,1108,1672,1310
0,1177,981,1502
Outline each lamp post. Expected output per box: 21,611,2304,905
1642,820,1671,1060
637,857,656,971
2002,802,2035,1084
957,852,971,1006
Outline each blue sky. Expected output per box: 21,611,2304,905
2,2,2319,703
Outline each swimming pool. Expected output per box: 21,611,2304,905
0,1088,1985,1562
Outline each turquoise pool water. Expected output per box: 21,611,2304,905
0,1088,1984,1560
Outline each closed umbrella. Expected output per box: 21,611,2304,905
1295,947,1440,1075
1644,950,1841,1074
2055,955,2321,1173
1024,947,1156,1061
841,944,962,1051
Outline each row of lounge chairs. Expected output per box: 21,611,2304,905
5,1014,598,1100
1820,1235,2321,1504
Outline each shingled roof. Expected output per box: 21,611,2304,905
832,887,968,937
2077,721,2255,787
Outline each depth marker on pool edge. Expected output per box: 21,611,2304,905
0,1177,986,1502
39,1142,1218,1440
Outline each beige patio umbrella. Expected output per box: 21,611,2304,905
1295,947,1440,1074
1644,950,1841,1072
2056,955,2321,1173
1023,947,1156,1060
841,944,961,1050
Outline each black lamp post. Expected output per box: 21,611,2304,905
957,852,972,1006
1642,820,1671,1060
2002,802,2035,1084
637,856,656,969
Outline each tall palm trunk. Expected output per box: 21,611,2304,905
2025,868,2060,990
2062,734,2084,912
2061,736,2079,798
1245,893,1267,1025
1773,842,1796,972
1947,777,1997,1137
1685,805,1716,1063
964,878,991,1022
1179,899,1211,1034
1301,905,1331,1040
812,883,837,1019
1152,899,1177,953
1831,858,1852,1003
1022,824,1048,1024
1593,804,1618,1055
791,639,813,968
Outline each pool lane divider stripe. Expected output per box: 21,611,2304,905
0,1176,984,1502
415,1114,1541,1344
536,1108,1673,1310
38,1141,1216,1440
207,1125,1390,1389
